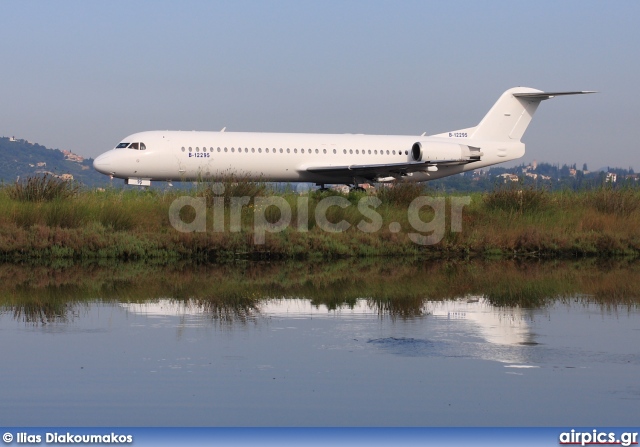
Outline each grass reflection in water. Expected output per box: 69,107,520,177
1,258,639,325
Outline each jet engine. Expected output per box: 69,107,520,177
411,141,481,163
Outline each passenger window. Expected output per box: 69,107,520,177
181,147,185,152
189,147,192,152
196,147,200,152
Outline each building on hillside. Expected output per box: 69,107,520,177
498,173,519,183
62,150,84,162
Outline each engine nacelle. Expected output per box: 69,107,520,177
411,141,480,162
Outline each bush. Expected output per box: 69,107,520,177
197,174,267,206
582,186,640,216
6,174,80,202
376,182,430,206
483,183,549,213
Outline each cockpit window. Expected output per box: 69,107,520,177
129,142,139,150
116,142,129,149
140,142,146,150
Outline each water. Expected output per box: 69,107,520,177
0,261,639,426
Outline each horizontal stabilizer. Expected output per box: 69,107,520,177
513,91,597,100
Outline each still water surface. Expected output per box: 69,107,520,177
1,260,639,426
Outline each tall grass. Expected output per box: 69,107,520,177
581,186,640,216
196,173,268,206
7,174,80,202
482,182,549,214
0,176,638,260
376,182,431,206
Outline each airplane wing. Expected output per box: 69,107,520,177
305,159,470,181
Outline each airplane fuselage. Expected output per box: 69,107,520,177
93,130,522,185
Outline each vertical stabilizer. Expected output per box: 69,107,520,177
434,87,595,142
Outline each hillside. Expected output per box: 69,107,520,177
0,136,110,187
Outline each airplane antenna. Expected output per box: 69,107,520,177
220,127,226,132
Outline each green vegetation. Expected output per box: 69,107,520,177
6,174,81,202
0,177,639,261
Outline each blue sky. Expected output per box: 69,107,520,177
1,0,638,170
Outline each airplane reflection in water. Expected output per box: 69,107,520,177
121,297,536,366
425,297,534,346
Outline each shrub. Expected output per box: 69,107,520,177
197,174,267,206
376,182,430,206
582,186,640,216
7,174,80,202
483,183,549,214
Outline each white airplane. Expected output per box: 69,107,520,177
93,87,594,188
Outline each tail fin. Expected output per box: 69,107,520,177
435,87,595,142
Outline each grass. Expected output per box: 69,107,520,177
0,177,639,261
6,174,80,202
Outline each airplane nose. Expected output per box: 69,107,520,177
93,153,112,174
